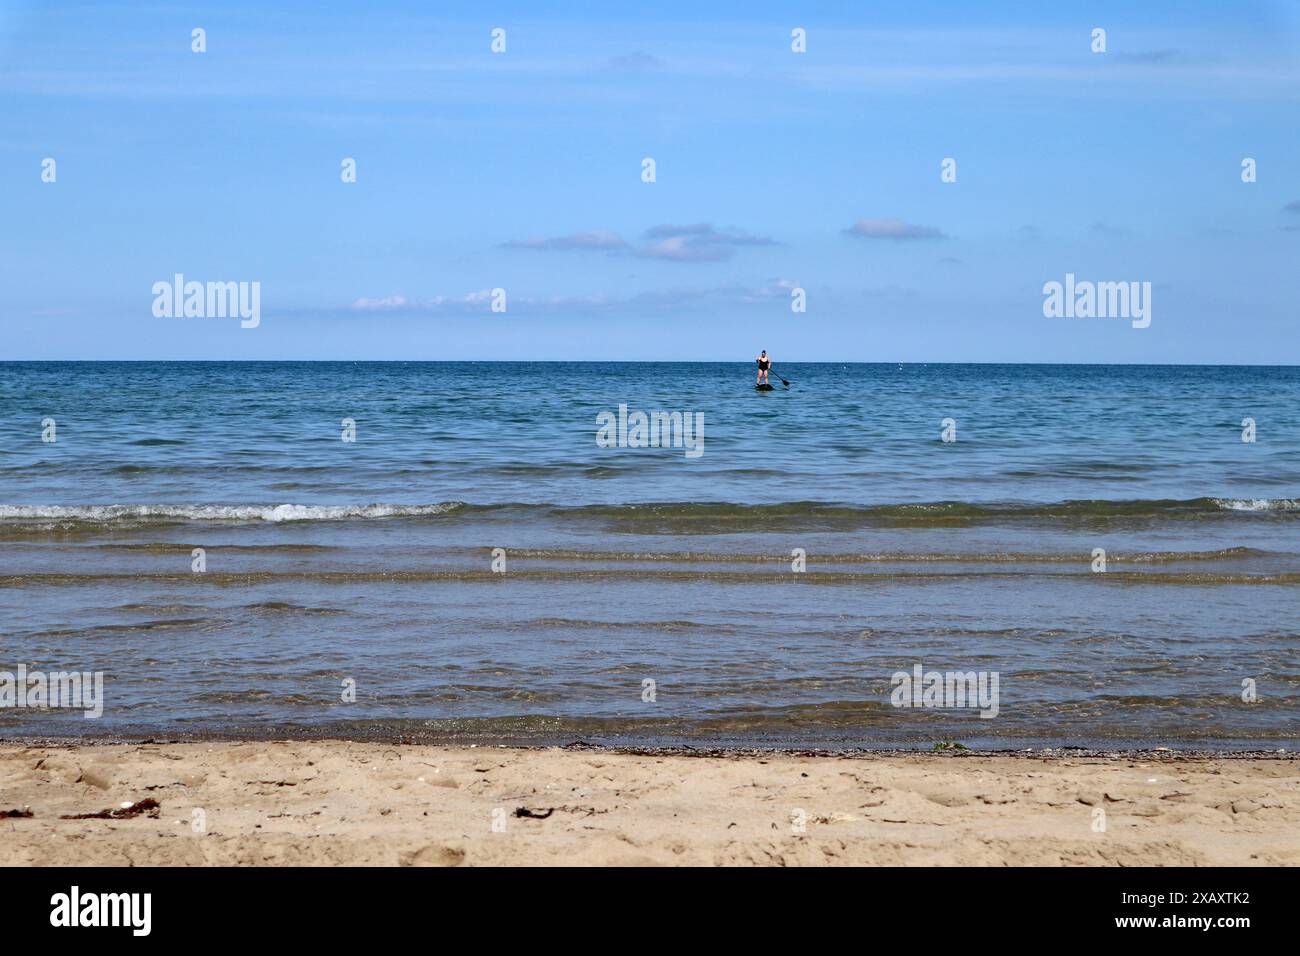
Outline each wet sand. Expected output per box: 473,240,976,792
0,742,1295,866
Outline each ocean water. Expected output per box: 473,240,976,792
1,361,1297,749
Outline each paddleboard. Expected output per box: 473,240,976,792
755,383,775,391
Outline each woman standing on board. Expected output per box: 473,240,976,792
756,350,771,386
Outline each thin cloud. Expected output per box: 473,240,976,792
503,230,628,251
604,52,663,72
1283,200,1300,214
1115,49,1181,65
636,223,775,262
346,281,799,316
351,295,412,310
844,218,946,240
349,291,590,315
339,279,920,317
1090,221,1133,238
501,224,772,261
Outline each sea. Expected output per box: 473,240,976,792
1,361,1296,750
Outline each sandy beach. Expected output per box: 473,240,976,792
0,742,1294,866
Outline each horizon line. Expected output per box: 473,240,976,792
4,359,1298,368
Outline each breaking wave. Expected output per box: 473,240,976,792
0,497,1295,533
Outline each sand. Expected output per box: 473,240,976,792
0,742,1295,866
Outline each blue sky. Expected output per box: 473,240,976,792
2,0,1298,362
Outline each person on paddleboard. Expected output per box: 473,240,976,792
756,350,771,386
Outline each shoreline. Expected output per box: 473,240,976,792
1,734,1295,761
2,740,1295,866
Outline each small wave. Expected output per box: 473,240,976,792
96,542,339,553
0,502,466,525
0,496,1295,533
523,617,725,632
240,601,347,616
1212,498,1300,512
569,497,1300,521
555,497,1300,532
6,569,1297,588
24,617,226,638
111,603,210,614
497,546,1268,565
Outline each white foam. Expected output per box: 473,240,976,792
0,503,464,523
1212,498,1300,512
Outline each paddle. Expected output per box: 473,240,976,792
769,367,791,387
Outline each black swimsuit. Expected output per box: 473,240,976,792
758,359,770,370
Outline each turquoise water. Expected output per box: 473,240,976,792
1,362,1297,748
